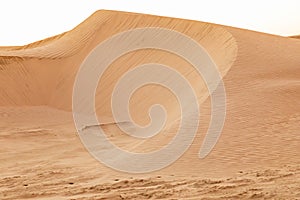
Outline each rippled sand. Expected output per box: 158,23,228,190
0,10,299,199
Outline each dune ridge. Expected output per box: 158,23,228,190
0,10,238,110
290,35,300,39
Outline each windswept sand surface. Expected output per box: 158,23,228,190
0,10,299,199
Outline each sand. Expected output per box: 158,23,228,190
0,10,299,199
291,35,300,39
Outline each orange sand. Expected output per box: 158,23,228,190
0,10,299,199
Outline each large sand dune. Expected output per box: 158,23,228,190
0,10,299,199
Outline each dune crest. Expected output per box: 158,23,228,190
0,10,237,109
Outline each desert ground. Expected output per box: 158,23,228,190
0,10,299,199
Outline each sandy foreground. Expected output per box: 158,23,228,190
0,10,299,199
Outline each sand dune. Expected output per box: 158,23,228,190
291,35,300,39
0,10,299,199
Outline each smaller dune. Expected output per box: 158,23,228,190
290,35,300,39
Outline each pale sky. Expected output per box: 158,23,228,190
1,0,300,46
